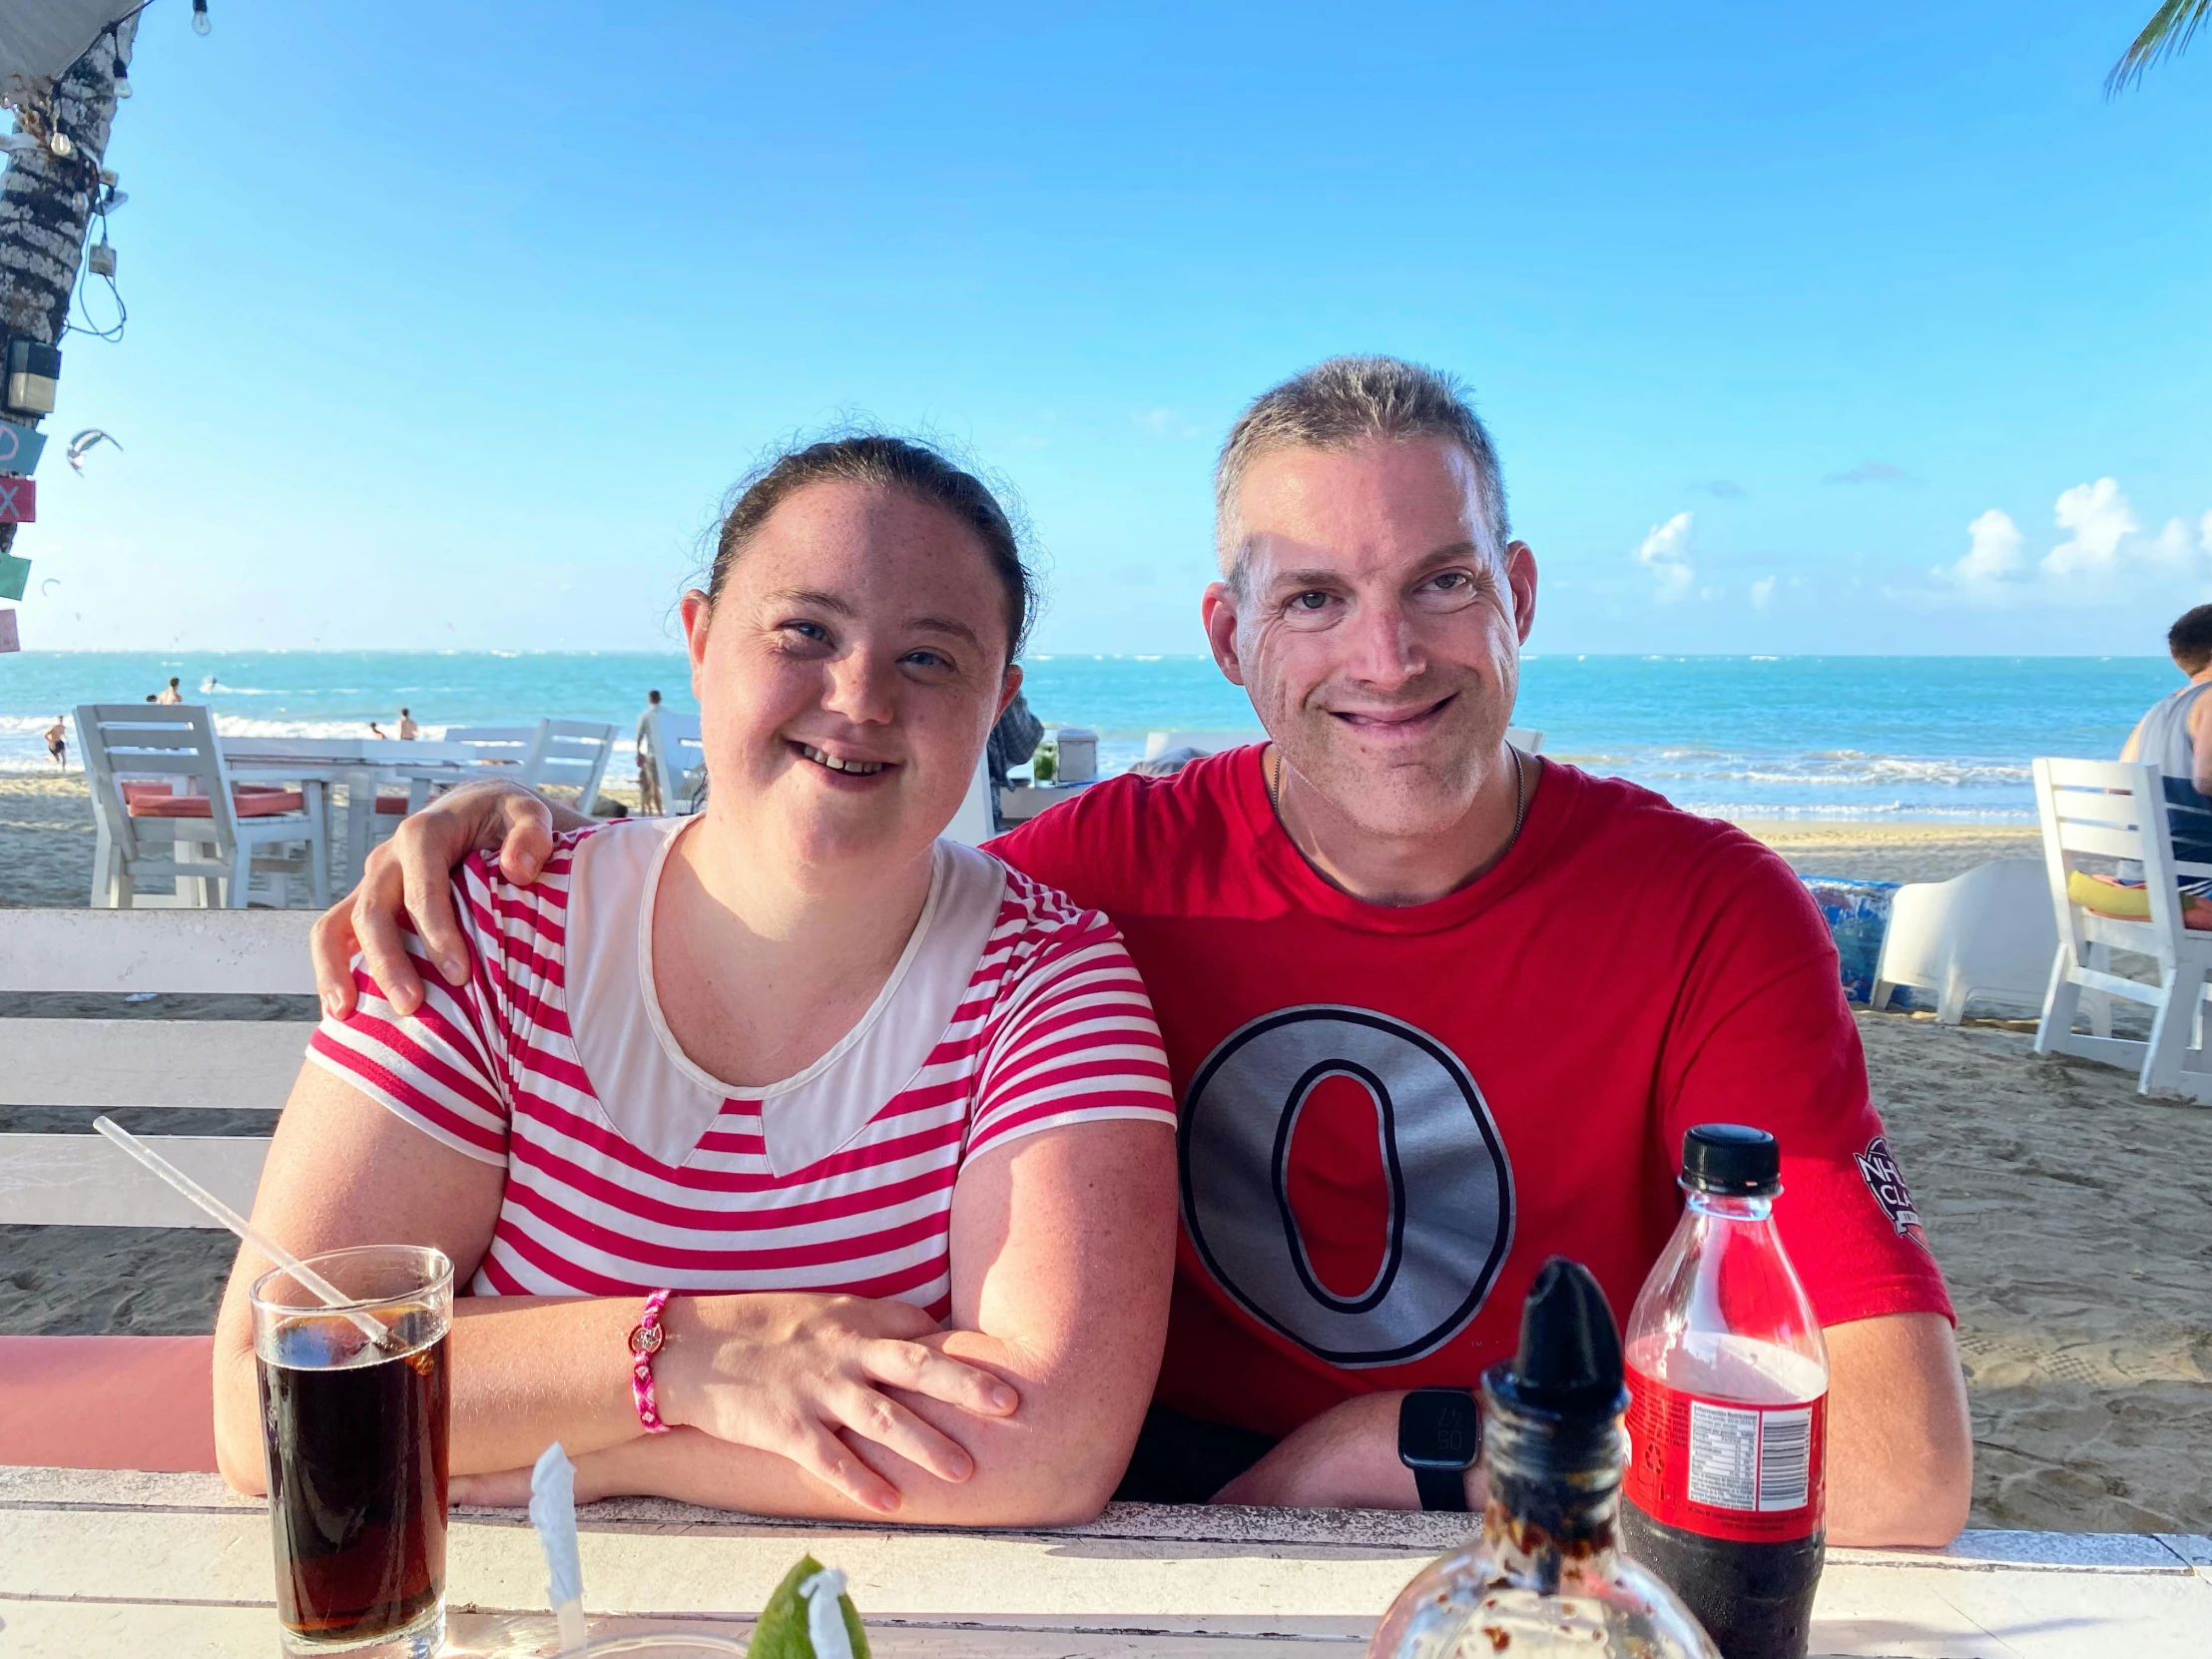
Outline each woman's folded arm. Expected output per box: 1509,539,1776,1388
216,1065,1176,1526
459,1116,1178,1525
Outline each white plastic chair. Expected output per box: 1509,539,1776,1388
77,704,328,909
520,720,618,810
2032,757,2212,1102
944,755,995,847
1142,730,1263,762
1870,859,2057,1024
643,707,707,817
441,723,543,769
1506,726,1545,754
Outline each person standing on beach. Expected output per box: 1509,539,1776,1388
44,716,66,770
155,676,183,704
397,708,420,740
317,358,1972,1546
636,689,666,815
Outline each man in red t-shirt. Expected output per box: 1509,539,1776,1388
320,357,1970,1545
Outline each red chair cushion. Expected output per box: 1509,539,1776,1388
128,789,306,819
0,1334,218,1472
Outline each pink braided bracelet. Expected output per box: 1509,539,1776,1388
627,1289,675,1434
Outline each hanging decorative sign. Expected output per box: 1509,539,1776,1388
0,476,34,522
0,418,44,475
0,548,28,601
0,606,17,653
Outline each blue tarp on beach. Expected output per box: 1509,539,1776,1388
1800,874,1912,1006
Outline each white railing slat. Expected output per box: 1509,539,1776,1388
0,910,316,994
0,1020,303,1109
0,1134,268,1228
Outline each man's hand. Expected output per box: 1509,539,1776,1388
310,780,565,1019
1211,1390,1480,1510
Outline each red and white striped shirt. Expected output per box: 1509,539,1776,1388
309,822,1174,1312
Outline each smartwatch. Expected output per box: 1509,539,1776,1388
1397,1386,1478,1512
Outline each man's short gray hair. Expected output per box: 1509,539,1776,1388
1213,355,1511,587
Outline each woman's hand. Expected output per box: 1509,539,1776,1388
310,779,564,1018
652,1294,1020,1513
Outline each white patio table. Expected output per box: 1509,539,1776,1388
2,1467,2204,1657
220,739,499,891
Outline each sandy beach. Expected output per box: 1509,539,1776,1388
2,775,2204,1533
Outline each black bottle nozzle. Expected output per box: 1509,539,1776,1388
1485,1256,1630,1426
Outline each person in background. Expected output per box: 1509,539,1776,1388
44,716,66,770
155,676,183,704
2115,603,2212,893
368,721,389,740
986,688,1044,804
398,708,420,741
637,688,666,815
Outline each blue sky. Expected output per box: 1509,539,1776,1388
8,0,2210,656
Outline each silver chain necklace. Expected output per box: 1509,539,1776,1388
1266,742,1529,863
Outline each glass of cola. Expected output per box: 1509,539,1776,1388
250,1245,454,1659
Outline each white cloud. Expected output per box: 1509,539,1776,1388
1924,482,2207,608
1131,408,1199,439
1936,508,2026,592
1635,511,1695,603
2147,517,2198,571
2042,477,2139,580
1749,575,1777,610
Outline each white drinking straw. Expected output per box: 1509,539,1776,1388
529,1442,589,1657
91,1114,394,1351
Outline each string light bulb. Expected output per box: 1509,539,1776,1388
113,66,132,98
192,0,212,36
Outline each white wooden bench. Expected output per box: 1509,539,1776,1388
0,909,311,1229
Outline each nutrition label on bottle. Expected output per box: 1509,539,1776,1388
1686,1400,1814,1512
1625,1369,1827,1542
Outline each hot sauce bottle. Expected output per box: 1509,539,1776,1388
1367,1257,1719,1659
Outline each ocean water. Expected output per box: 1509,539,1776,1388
0,650,2181,822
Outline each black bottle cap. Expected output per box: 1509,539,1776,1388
1681,1122,1781,1197
1504,1256,1627,1419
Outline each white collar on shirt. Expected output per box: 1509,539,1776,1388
565,818,1008,1176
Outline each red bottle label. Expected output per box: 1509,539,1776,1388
1623,1368,1826,1543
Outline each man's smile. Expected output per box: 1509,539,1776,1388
1324,693,1459,736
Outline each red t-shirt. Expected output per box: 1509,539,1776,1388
989,748,1950,1438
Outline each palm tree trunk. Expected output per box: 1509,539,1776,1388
0,16,136,561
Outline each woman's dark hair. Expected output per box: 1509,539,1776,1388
705,433,1036,663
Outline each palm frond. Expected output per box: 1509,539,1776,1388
2107,0,2212,95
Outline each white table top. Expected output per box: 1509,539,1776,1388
2,1467,2205,1657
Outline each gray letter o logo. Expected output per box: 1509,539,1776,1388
1180,1006,1515,1368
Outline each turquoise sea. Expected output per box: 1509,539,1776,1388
0,651,2182,822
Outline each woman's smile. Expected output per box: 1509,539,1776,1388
792,740,895,781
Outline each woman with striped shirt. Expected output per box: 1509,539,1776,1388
211,436,1178,1524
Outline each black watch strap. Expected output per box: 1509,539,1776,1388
1411,1462,1468,1512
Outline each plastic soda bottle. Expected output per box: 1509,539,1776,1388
1366,1257,1720,1659
1620,1125,1829,1659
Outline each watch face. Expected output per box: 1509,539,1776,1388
1400,1387,1479,1469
